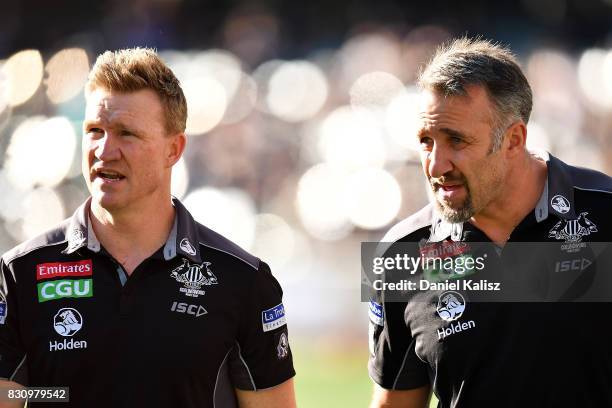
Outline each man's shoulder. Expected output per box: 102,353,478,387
194,222,261,271
1,219,71,265
567,162,612,195
381,203,434,243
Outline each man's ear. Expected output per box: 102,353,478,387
504,121,527,158
166,132,186,167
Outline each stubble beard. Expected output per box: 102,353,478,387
434,184,476,223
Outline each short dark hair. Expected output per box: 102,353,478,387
86,47,187,134
418,37,532,151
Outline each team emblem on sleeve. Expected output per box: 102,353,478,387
170,258,218,298
262,303,286,332
0,292,7,325
276,332,289,360
368,301,384,326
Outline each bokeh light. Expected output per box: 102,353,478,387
349,71,404,115
250,213,296,273
526,121,552,151
5,116,77,190
221,73,257,124
266,60,328,122
343,168,401,230
296,164,353,241
2,49,43,106
45,48,90,104
318,106,386,170
183,187,256,249
171,157,189,200
384,88,421,151
577,48,612,111
183,77,227,135
20,188,66,240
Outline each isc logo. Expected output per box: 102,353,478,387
170,301,207,317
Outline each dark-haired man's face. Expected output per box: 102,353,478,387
415,86,508,223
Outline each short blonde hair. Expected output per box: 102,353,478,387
86,47,187,134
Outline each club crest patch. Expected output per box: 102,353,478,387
548,212,597,253
170,258,218,298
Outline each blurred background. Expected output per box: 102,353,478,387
1,0,611,406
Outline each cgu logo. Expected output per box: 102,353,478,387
170,301,208,317
37,279,93,302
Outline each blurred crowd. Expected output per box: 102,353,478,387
1,0,611,341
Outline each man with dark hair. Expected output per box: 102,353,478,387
368,38,612,407
0,48,296,407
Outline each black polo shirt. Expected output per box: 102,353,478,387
368,153,612,407
0,197,295,407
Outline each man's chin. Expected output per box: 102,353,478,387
436,200,474,224
90,193,124,213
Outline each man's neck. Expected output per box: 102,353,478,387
89,197,175,275
469,154,548,245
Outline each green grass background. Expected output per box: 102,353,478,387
293,342,438,407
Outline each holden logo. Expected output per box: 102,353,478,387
436,291,466,322
550,195,570,214
53,308,83,337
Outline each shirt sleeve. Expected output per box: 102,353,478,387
0,258,27,382
229,261,295,390
368,294,430,390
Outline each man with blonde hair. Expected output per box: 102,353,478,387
0,48,296,407
368,38,612,407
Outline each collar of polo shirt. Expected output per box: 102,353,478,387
61,196,202,263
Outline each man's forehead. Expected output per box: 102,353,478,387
84,88,159,121
416,86,494,124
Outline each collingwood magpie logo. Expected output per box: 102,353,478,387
179,238,197,256
277,332,289,360
548,212,597,253
436,291,465,322
67,229,86,251
550,195,570,214
170,258,218,298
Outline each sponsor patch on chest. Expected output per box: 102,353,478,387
36,260,92,280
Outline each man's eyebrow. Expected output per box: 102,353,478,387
440,128,467,139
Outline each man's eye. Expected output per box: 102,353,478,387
419,137,433,147
87,128,103,135
450,136,463,145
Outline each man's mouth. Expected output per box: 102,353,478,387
94,169,126,182
438,184,463,192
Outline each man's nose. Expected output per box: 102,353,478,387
93,132,121,162
427,144,453,179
